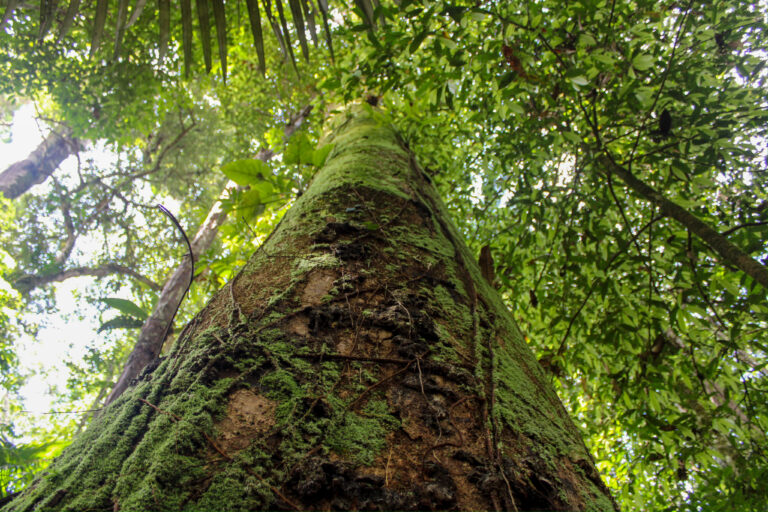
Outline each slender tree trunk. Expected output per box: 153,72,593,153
104,105,313,406
0,127,81,199
4,108,616,511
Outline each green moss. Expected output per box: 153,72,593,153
430,285,472,334
292,253,341,276
325,398,398,466
260,369,300,401
190,465,271,511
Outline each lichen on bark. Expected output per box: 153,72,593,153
4,106,617,511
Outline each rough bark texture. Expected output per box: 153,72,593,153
0,127,81,199
4,108,616,511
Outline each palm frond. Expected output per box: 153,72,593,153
57,0,81,41
158,0,170,62
181,0,194,75
196,0,213,73
38,0,58,39
89,0,108,55
6,0,341,78
211,0,228,78
245,0,266,74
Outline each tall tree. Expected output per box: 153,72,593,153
2,107,617,512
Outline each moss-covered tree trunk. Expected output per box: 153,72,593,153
4,108,617,511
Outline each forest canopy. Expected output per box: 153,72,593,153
0,0,767,509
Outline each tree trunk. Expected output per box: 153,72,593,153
0,126,81,199
3,108,616,511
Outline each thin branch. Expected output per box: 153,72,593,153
14,263,162,293
721,221,768,237
556,214,664,356
627,0,694,170
145,118,197,176
647,205,655,343
686,232,728,332
607,171,644,256
53,180,78,265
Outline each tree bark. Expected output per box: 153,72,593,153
4,108,616,511
0,126,81,199
103,105,313,407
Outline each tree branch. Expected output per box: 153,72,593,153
13,263,162,294
599,154,768,289
0,126,82,199
53,180,78,265
721,221,768,237
103,104,315,407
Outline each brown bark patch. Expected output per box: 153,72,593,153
301,269,337,306
216,389,276,453
287,314,310,337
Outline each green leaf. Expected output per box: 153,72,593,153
238,188,267,220
97,315,145,333
102,298,148,320
508,102,525,115
284,133,314,165
632,54,654,71
438,36,457,50
312,144,334,167
409,29,429,53
578,33,596,47
563,131,581,144
221,159,270,186
498,71,516,89
570,75,589,86
592,51,616,66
